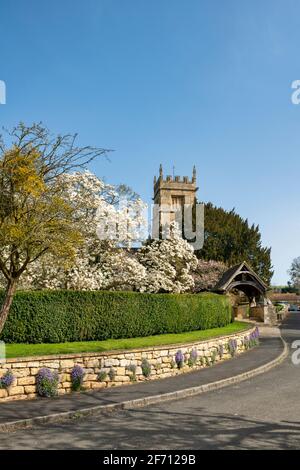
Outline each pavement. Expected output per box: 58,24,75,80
0,325,285,432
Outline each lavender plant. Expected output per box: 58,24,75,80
97,370,108,382
188,349,198,367
127,363,137,381
0,371,14,389
211,349,217,364
36,368,59,398
218,344,224,359
71,365,85,391
244,336,250,350
141,358,151,378
249,327,259,347
228,338,238,357
108,367,116,381
204,356,210,367
175,350,184,369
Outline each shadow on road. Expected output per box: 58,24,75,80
2,403,300,450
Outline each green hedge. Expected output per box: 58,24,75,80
0,290,232,344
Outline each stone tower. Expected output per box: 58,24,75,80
153,165,198,236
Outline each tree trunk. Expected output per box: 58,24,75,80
0,280,17,335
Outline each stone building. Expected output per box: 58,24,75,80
153,164,198,236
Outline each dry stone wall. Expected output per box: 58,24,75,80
0,326,256,402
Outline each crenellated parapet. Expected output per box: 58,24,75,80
153,165,198,201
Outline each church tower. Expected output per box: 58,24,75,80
153,165,198,236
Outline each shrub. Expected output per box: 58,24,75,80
188,349,198,367
36,368,59,397
0,290,232,344
211,349,217,364
141,359,151,378
175,350,184,369
127,363,137,382
249,327,259,347
71,365,85,391
97,370,107,382
108,367,116,381
244,328,259,350
204,356,210,367
244,336,250,350
0,371,14,389
227,338,238,357
218,344,224,359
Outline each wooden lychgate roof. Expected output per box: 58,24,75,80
214,261,268,297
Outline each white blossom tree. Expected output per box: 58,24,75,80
137,224,198,293
13,171,148,291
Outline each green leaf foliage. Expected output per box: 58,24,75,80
196,202,273,284
0,290,232,344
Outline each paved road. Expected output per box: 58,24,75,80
1,314,300,450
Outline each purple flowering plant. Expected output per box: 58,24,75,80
0,370,14,389
175,350,184,369
249,327,259,347
188,349,198,367
228,338,238,357
71,365,85,391
244,336,250,350
36,368,59,398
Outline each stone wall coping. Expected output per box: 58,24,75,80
4,324,254,364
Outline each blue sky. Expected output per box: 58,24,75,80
1,0,300,284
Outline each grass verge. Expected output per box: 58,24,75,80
5,321,252,359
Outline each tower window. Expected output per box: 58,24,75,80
172,196,184,210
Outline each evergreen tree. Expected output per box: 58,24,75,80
196,202,273,284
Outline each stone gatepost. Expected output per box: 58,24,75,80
250,298,277,324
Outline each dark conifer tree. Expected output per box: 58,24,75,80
195,202,273,284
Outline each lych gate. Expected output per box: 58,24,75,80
214,261,276,324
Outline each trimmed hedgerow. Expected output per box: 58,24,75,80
0,290,232,344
